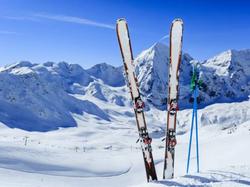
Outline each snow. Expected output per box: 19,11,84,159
0,99,249,186
203,49,250,77
135,44,250,109
0,61,111,131
86,63,124,87
134,42,193,109
0,42,249,186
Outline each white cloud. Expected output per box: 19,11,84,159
34,13,115,30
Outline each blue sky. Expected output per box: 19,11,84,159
0,0,249,68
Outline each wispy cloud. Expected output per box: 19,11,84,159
3,16,39,22
159,34,169,41
33,13,115,30
0,30,19,35
2,13,115,30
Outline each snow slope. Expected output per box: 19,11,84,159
0,100,249,187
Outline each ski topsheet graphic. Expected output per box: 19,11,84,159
163,19,184,179
116,18,158,182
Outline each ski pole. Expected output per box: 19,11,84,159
194,86,200,173
186,92,195,174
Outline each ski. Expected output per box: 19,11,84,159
116,18,158,182
163,19,184,179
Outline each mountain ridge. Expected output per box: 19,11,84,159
0,43,249,131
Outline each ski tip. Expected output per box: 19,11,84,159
117,18,127,24
172,18,183,24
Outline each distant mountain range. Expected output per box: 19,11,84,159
0,43,249,131
135,43,250,109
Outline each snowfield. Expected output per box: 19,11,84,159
0,43,249,186
0,100,249,187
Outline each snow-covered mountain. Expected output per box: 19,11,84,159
134,42,194,109
86,62,125,87
135,43,250,109
0,43,249,131
0,43,250,187
0,61,110,131
201,49,250,104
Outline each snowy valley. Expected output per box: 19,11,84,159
0,43,249,186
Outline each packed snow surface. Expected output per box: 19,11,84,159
0,100,249,187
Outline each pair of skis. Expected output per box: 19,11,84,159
116,18,183,181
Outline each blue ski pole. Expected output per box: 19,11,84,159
194,86,200,173
186,91,195,174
